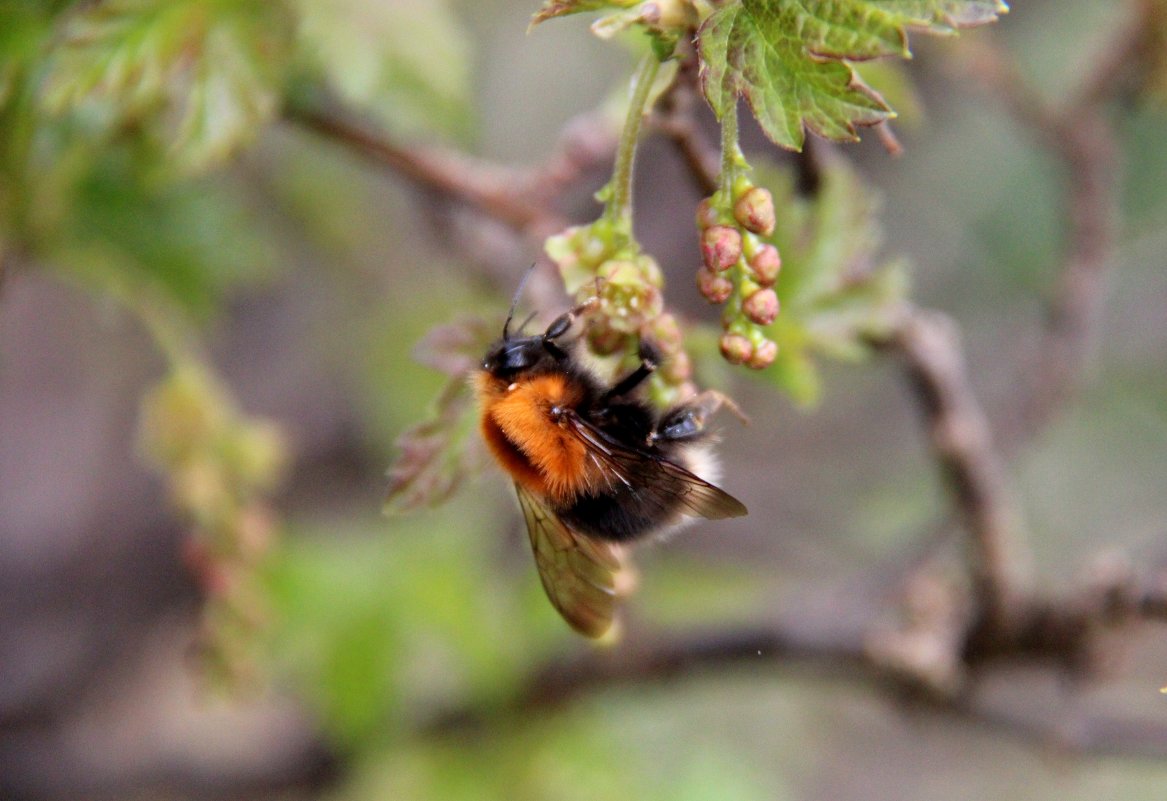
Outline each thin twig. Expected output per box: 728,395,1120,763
284,95,555,234
652,60,720,196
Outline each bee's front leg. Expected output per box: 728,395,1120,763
599,341,660,406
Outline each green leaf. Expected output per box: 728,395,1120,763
0,6,49,112
59,151,282,315
698,0,1008,150
293,0,473,140
41,0,293,175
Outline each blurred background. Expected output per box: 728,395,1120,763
2,0,1166,799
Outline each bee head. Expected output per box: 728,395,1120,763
482,334,567,378
484,266,589,378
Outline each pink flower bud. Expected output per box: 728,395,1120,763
697,267,733,304
746,338,778,369
700,225,742,272
695,197,720,230
747,244,782,286
742,288,780,325
719,333,752,365
733,187,776,236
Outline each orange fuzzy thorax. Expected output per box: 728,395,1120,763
475,371,597,503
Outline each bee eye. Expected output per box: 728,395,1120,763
486,340,539,376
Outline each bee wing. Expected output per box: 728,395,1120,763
562,409,748,521
515,482,629,638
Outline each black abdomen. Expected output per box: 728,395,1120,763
556,476,682,542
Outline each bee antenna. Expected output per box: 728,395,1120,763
516,311,538,335
503,263,537,340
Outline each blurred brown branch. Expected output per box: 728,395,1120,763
284,90,621,242
881,307,1030,633
427,564,1167,758
652,52,720,197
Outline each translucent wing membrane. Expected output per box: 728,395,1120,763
562,409,748,521
515,483,628,638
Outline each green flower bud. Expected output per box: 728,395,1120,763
642,311,684,354
636,254,664,288
597,259,664,333
661,349,692,384
588,319,626,356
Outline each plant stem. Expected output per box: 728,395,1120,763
718,100,742,197
719,102,747,327
606,52,661,226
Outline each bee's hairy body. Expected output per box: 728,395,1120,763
473,287,747,636
476,366,694,542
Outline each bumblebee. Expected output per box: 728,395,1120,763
474,291,747,638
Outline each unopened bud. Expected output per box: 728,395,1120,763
652,0,698,28
597,259,664,332
719,332,752,365
642,312,683,354
700,225,741,272
697,267,733,304
747,244,782,286
661,350,692,384
588,320,626,355
733,187,775,236
695,197,720,230
742,288,780,325
636,254,664,288
747,338,778,369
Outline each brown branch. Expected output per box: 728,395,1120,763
286,103,543,232
283,91,614,238
652,57,720,196
422,622,869,733
280,88,623,311
881,307,1031,633
1066,0,1158,112
425,598,1167,759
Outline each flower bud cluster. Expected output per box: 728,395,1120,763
695,178,783,369
546,219,694,405
138,364,287,685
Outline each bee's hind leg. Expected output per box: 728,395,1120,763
653,390,748,444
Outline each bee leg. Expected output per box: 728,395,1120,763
653,390,748,443
543,297,600,342
599,341,660,405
